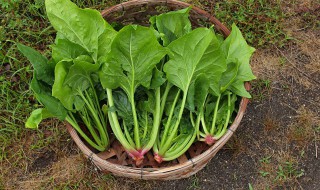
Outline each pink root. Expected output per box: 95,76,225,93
205,135,216,145
154,153,163,163
127,151,144,166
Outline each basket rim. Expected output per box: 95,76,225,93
101,0,231,36
67,0,251,180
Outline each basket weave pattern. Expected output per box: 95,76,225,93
67,0,250,180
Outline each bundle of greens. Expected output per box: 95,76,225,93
21,0,255,165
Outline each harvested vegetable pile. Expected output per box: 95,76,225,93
19,0,255,166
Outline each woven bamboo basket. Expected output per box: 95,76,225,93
66,0,251,180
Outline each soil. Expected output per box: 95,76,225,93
29,150,57,172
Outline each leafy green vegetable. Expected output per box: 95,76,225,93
45,0,107,61
21,0,256,165
52,39,88,63
17,44,68,120
17,43,54,85
19,0,118,152
150,7,192,46
99,25,166,164
25,108,54,129
155,28,221,161
198,24,256,145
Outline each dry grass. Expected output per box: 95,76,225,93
287,106,319,147
263,116,281,132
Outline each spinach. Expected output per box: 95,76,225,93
19,0,118,152
99,25,166,164
197,24,256,145
20,0,256,165
150,7,192,46
17,43,67,121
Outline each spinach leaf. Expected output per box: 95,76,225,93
112,90,133,126
157,28,218,159
52,60,75,110
220,24,256,97
30,74,68,120
25,108,54,129
100,25,166,163
17,43,54,85
164,28,215,93
100,25,167,93
45,0,115,61
98,22,118,59
150,7,192,46
64,55,98,91
52,39,88,63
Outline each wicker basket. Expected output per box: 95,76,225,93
66,0,251,180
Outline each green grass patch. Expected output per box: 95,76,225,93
212,0,291,47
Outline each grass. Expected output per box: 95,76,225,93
1,0,319,189
0,0,51,163
256,152,305,188
251,78,272,101
210,0,291,47
187,175,200,190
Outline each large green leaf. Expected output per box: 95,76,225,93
53,55,101,111
98,22,118,59
219,61,239,92
200,30,227,96
99,25,167,97
45,0,109,60
164,28,216,93
17,43,54,85
64,55,99,91
30,74,68,120
150,7,192,46
220,24,256,97
52,39,88,63
52,61,75,110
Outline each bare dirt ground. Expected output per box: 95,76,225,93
1,0,319,190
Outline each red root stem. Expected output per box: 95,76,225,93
205,135,216,145
127,150,145,166
154,153,163,163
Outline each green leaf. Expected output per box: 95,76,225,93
112,90,133,125
220,61,239,92
150,68,166,89
202,31,227,96
74,96,85,110
98,22,117,58
179,116,194,135
215,24,256,97
17,43,54,85
64,56,99,91
137,90,156,114
52,60,75,110
150,7,192,46
221,24,256,82
25,108,54,129
186,74,210,112
230,80,251,98
164,28,216,93
45,0,109,61
52,39,88,63
194,74,210,110
99,25,167,95
31,74,68,120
